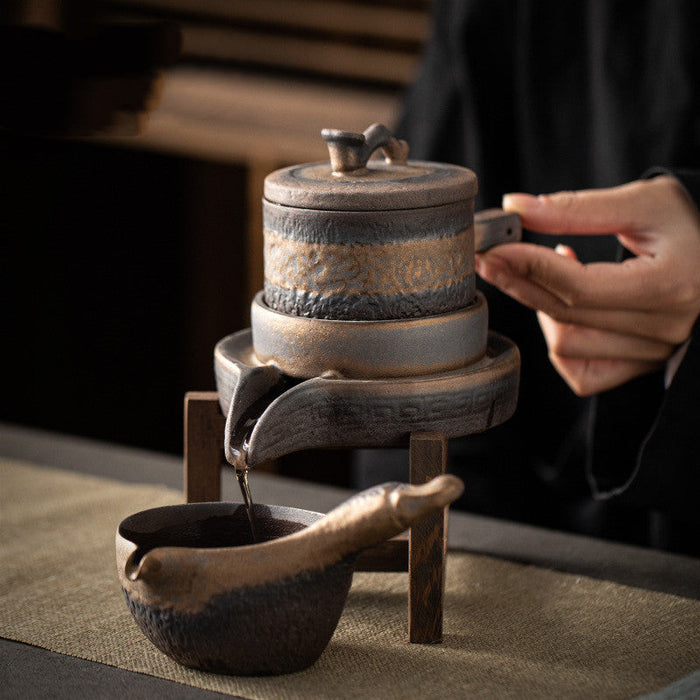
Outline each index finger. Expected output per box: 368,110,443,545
477,242,661,310
502,178,670,236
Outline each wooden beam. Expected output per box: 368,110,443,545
409,431,448,643
105,67,401,165
184,391,225,502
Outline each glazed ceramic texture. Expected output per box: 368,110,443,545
117,478,464,675
118,503,352,675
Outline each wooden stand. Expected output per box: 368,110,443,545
184,391,449,644
184,392,225,503
408,432,448,643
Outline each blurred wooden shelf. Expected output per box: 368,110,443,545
105,0,430,84
100,0,432,304
110,65,403,165
104,64,403,303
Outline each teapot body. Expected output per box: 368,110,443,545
262,149,478,322
253,125,519,380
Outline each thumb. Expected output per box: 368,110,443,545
502,180,665,236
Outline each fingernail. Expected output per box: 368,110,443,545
475,253,507,284
502,192,538,212
554,243,578,261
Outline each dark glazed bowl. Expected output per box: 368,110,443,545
116,502,355,676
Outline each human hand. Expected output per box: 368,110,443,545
474,175,700,396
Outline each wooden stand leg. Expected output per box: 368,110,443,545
184,391,225,503
183,394,449,642
409,431,448,644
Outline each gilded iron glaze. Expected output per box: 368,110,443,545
263,227,474,320
263,228,472,295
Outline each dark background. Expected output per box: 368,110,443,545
2,132,249,454
0,1,428,485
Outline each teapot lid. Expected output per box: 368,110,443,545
263,123,478,211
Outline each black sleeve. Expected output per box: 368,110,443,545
588,169,700,524
395,0,466,165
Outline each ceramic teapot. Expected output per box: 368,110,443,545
251,123,520,379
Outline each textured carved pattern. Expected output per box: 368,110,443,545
264,228,473,297
245,377,518,465
264,279,474,320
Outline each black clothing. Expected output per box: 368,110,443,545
396,1,700,553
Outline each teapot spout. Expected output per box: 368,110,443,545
222,362,288,470
124,548,162,582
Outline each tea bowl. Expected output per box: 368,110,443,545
117,502,352,675
116,476,463,675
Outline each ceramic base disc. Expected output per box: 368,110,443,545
214,328,520,467
250,291,489,379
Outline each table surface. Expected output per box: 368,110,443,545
2,422,699,699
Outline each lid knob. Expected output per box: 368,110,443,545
321,123,409,175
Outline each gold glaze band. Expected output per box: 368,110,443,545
263,227,474,296
250,291,488,379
